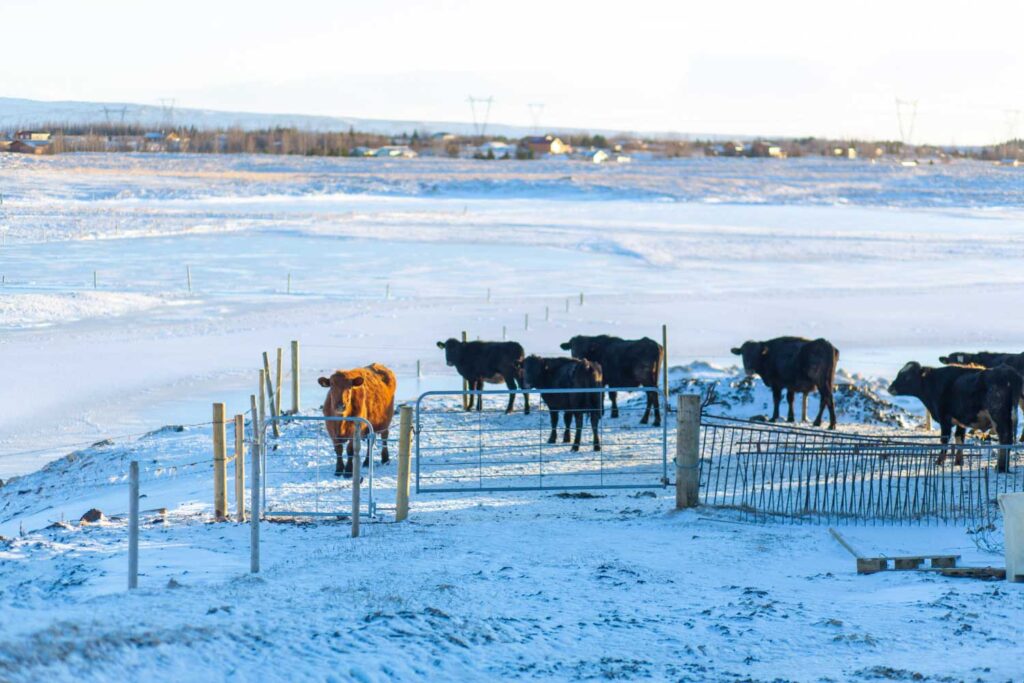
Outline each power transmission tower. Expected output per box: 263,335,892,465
895,98,918,147
466,96,494,138
102,106,127,125
159,98,176,128
527,102,545,134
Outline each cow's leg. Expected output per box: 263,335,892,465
641,387,652,424
504,376,517,414
475,380,484,412
770,387,782,422
563,410,572,443
826,389,837,430
652,385,661,427
813,391,826,427
609,391,619,419
571,410,583,452
953,425,967,466
520,376,530,415
333,437,347,476
590,409,601,451
463,377,473,412
380,429,390,465
786,389,796,422
935,421,952,466
547,411,558,444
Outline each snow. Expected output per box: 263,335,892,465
1,154,1023,680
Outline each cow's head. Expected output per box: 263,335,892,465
938,353,969,366
436,338,461,366
731,341,766,377
887,361,924,396
317,371,365,414
521,355,547,389
560,336,594,360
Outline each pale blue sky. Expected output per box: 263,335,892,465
2,0,1021,143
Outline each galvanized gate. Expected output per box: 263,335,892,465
415,387,668,493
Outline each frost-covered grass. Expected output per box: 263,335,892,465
0,401,1018,682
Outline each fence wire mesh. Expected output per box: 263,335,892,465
699,414,1024,526
415,387,668,493
260,416,379,519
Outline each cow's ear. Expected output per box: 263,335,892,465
350,376,365,387
730,347,741,355
436,341,446,349
559,341,571,351
317,376,330,387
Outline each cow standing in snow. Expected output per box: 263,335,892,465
731,336,839,429
436,338,529,414
888,362,1021,470
559,335,662,427
521,355,603,451
939,350,1024,441
318,363,396,478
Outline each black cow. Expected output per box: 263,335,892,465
436,338,529,414
940,351,1024,440
731,336,839,429
522,355,602,451
888,362,1022,471
559,335,662,426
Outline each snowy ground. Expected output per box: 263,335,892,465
1,154,1023,681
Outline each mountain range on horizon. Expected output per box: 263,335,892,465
0,96,738,141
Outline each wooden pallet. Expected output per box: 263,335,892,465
856,554,959,575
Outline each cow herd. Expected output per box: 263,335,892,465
314,331,1024,478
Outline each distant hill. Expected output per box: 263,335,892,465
0,96,729,140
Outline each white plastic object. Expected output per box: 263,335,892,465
998,492,1024,582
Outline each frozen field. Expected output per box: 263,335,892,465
1,154,1023,681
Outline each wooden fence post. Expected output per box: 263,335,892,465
262,352,280,438
186,265,192,294
234,414,246,523
675,394,700,510
545,305,550,322
579,292,584,306
416,359,422,379
250,395,261,573
290,340,300,414
213,403,228,520
524,313,529,331
351,431,361,538
258,369,267,433
396,405,413,522
287,272,291,294
565,298,570,313
128,460,139,589
275,347,283,423
461,330,470,410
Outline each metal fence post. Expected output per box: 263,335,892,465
352,432,361,538
396,405,413,522
234,414,246,523
128,460,139,589
676,394,700,510
461,330,470,409
275,347,283,422
213,403,228,520
250,395,261,573
661,324,669,414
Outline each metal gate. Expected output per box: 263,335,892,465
259,415,379,518
415,387,668,493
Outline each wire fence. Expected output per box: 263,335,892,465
415,388,668,493
699,414,1024,526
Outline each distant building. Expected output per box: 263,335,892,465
577,148,610,164
709,141,746,157
749,141,784,158
520,135,570,156
832,146,857,159
475,141,513,158
14,131,51,142
10,139,53,154
372,145,417,158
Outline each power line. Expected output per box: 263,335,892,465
895,98,918,147
466,96,494,138
527,102,545,134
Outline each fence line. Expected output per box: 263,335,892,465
698,413,1024,526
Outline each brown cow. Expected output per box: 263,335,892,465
317,363,397,478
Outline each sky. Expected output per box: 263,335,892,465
1,0,1021,144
